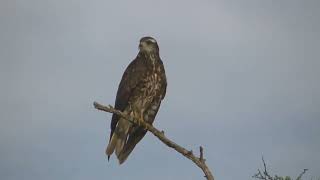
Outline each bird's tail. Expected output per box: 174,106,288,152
106,118,131,161
117,127,147,164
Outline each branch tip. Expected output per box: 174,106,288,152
200,146,204,162
93,101,98,108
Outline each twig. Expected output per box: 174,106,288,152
93,101,215,180
262,157,273,180
296,169,308,180
200,146,205,162
253,157,308,180
252,157,276,180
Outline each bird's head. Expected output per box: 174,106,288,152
139,36,159,54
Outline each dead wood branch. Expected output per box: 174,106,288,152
93,101,214,180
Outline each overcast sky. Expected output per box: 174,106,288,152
1,0,319,180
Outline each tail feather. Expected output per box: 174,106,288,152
106,118,131,161
115,134,126,157
118,127,147,164
105,131,118,157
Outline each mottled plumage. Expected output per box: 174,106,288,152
106,37,167,164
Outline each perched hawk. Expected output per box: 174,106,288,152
106,36,167,164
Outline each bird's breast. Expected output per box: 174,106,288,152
145,72,162,94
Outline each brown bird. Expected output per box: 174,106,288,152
106,36,167,164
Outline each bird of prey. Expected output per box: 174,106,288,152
106,36,167,164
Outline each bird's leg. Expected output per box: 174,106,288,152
131,110,142,126
140,111,150,130
137,109,145,127
132,111,140,125
129,111,135,124
138,112,143,126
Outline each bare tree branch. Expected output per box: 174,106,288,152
296,169,308,180
262,156,273,180
253,157,308,180
93,101,215,180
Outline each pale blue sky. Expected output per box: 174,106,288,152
1,0,319,180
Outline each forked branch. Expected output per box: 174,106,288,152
93,101,214,180
253,157,308,180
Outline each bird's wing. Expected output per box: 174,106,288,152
109,59,146,141
159,59,167,99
